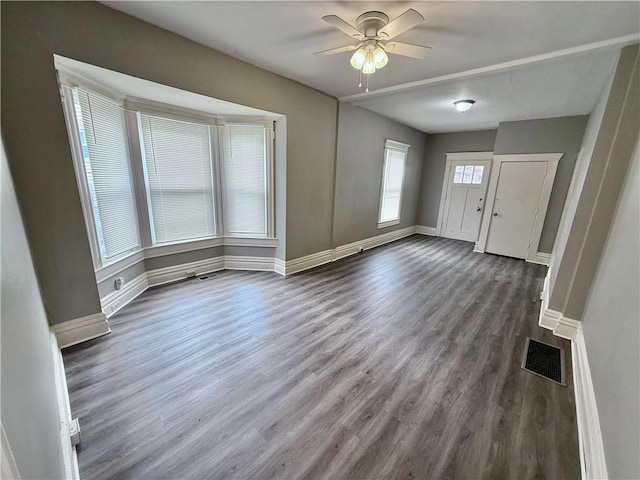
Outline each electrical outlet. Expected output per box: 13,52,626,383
114,276,125,290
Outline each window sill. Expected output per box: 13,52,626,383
377,219,401,229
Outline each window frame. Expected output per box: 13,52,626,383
377,139,410,229
60,79,142,271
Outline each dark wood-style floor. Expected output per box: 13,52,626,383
64,235,581,479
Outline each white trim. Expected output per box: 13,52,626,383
51,313,110,349
531,252,552,266
1,424,21,480
538,307,581,340
436,152,493,237
146,257,225,287
572,326,609,480
377,219,400,229
333,226,416,262
445,152,494,162
224,255,275,271
49,333,80,480
101,273,149,318
385,139,410,152
223,237,278,248
274,258,286,276
339,34,640,102
476,153,562,262
415,225,438,236
285,250,334,275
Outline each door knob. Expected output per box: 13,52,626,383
493,212,498,217
476,207,482,212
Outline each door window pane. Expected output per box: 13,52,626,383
472,165,484,184
463,165,474,183
453,165,464,183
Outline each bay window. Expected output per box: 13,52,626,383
62,80,275,274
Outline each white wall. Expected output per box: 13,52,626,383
0,137,66,479
581,141,639,480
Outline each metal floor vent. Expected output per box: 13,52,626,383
521,337,566,386
198,274,219,281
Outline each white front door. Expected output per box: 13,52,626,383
485,161,548,259
441,160,491,242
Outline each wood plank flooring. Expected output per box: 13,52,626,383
63,235,581,479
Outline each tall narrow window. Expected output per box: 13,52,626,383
73,89,140,264
221,124,268,237
378,140,409,228
140,114,215,244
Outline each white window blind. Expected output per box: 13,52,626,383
379,141,408,224
221,124,268,236
140,114,215,244
73,89,140,261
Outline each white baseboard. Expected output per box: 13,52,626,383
224,255,275,272
285,250,334,275
530,251,552,266
1,423,21,480
51,312,110,349
415,225,438,236
49,332,80,480
274,258,286,276
146,257,225,287
539,307,581,340
333,226,417,262
101,273,148,318
572,326,608,480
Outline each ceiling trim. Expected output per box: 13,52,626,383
339,33,639,102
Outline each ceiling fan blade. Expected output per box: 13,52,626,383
378,9,425,40
322,15,364,39
314,44,361,56
383,41,431,59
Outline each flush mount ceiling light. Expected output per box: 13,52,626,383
315,10,431,92
454,100,475,112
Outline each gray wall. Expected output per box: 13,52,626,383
550,68,615,295
581,140,639,480
333,103,426,247
1,137,66,479
1,1,337,324
549,45,639,317
416,130,498,227
493,116,588,253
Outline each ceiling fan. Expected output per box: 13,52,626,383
315,9,431,91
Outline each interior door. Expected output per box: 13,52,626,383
485,161,548,259
441,160,491,242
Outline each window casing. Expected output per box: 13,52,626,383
378,140,409,228
61,78,276,275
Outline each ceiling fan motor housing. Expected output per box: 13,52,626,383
356,11,389,38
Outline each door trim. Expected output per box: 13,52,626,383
475,153,562,262
436,152,494,236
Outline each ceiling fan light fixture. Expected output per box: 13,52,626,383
362,51,376,74
350,48,367,69
454,100,475,112
372,46,388,69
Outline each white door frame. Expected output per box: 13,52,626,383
436,152,494,236
475,153,562,263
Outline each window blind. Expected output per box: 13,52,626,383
140,114,215,244
379,147,406,222
74,89,140,261
221,125,268,236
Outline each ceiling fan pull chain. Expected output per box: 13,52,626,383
365,74,370,93
358,70,363,88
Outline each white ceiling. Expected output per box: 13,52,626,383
103,1,640,132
